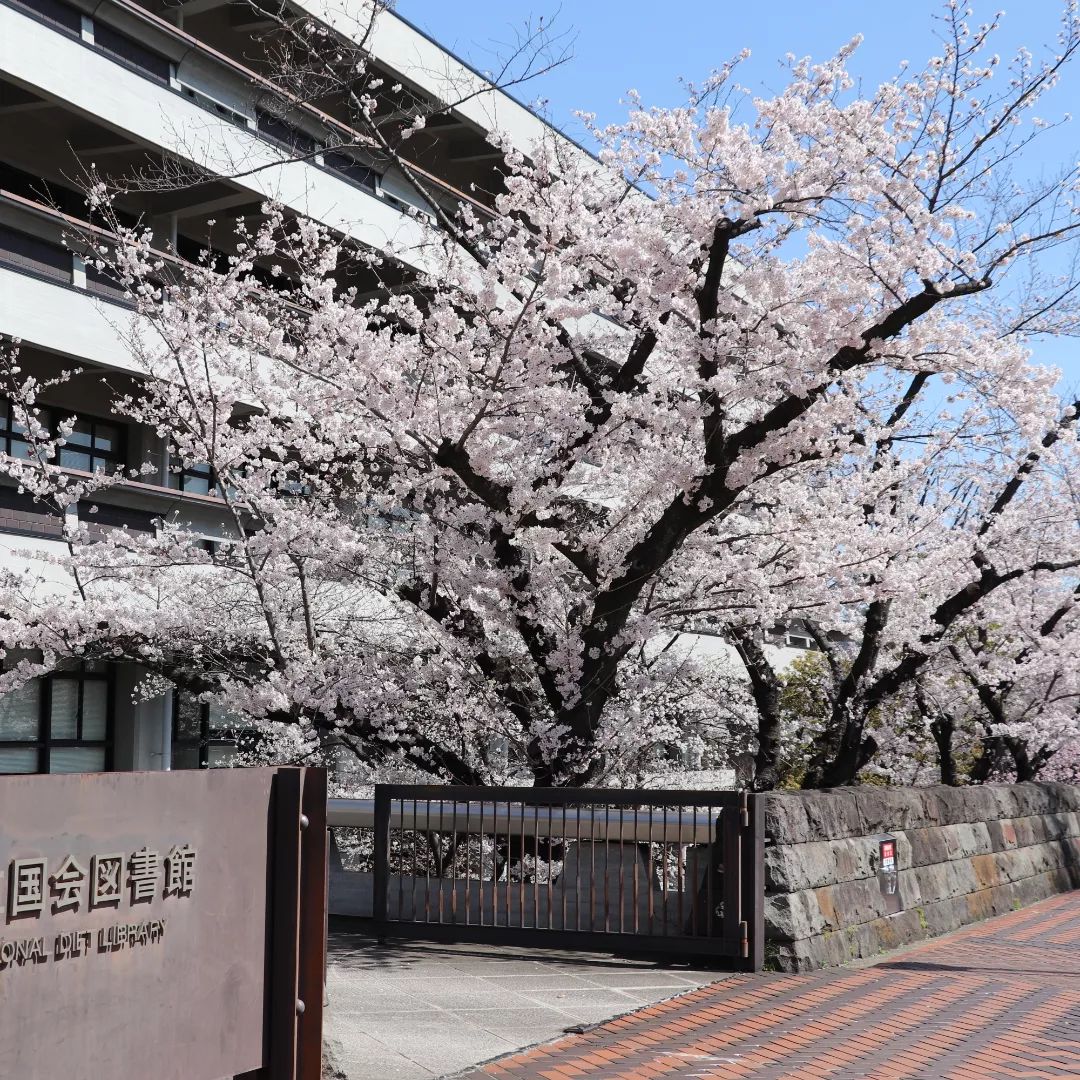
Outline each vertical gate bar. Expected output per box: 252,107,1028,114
532,798,539,931
603,801,611,934
449,800,459,925
372,785,391,936
677,805,685,935
722,804,742,951
617,804,625,933
546,802,554,930
464,799,472,926
479,797,486,927
706,806,717,938
411,796,419,924
741,793,766,972
486,796,493,926
269,768,303,1080
588,806,596,933
396,801,404,925
661,809,668,937
575,801,582,932
632,802,639,935
424,799,431,925
519,796,527,929
690,820,700,936
437,798,445,925
561,802,568,932
296,768,328,1080
498,794,507,928
647,803,654,936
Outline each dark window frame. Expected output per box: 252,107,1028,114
169,458,216,496
0,395,128,475
57,411,127,474
0,663,115,774
171,694,260,769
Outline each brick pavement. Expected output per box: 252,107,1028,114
456,890,1080,1080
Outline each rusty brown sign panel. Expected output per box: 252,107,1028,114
0,767,327,1080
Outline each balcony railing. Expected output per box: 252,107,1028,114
1,0,495,224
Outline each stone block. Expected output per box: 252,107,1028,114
765,891,819,943
803,790,865,841
986,818,1019,851
763,793,810,845
765,838,874,893
854,788,921,834
906,826,951,867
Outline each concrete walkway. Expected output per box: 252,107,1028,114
457,890,1080,1079
323,922,725,1079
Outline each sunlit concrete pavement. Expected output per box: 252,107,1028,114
323,922,726,1080
456,890,1080,1080
319,920,725,1080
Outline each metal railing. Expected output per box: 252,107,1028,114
346,785,764,969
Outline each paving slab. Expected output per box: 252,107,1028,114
456,890,1080,1079
323,921,726,1080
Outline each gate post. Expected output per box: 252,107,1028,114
298,768,328,1078
740,793,765,972
372,785,391,941
269,769,303,1080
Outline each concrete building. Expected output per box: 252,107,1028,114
0,0,580,774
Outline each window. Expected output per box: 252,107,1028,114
169,459,215,496
0,224,71,285
171,694,261,769
322,151,380,194
0,397,126,475
0,663,113,774
8,0,81,36
0,397,52,462
92,22,171,84
256,110,322,157
57,415,124,474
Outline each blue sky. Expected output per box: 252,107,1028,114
400,0,1080,385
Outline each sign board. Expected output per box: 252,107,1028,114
875,833,902,914
0,767,326,1080
880,838,896,875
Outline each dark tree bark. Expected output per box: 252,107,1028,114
930,716,958,786
731,629,783,791
970,733,1009,784
914,682,959,786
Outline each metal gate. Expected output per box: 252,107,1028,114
369,785,764,970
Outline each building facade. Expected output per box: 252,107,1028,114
0,0,570,774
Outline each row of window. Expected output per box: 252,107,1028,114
0,664,249,775
0,663,111,774
0,394,214,493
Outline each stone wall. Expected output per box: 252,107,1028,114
763,783,1080,971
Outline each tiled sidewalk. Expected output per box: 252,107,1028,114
457,890,1080,1079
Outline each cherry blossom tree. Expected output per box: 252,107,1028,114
2,2,1080,788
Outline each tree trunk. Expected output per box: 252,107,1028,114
1004,737,1049,782
802,705,877,788
930,715,958,786
731,630,783,791
916,683,958,786
970,733,1007,784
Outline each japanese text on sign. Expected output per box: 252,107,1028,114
7,845,196,920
